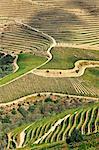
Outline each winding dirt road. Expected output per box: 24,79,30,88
33,60,99,78
0,20,56,88
0,92,98,107
16,20,56,70
13,54,19,73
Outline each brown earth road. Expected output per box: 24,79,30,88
33,60,99,78
0,92,98,108
0,19,56,88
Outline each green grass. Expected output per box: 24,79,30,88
0,53,46,85
17,141,67,150
81,68,99,88
41,47,99,69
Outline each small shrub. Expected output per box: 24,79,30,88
37,93,41,97
66,129,83,144
46,70,49,73
2,115,11,124
11,108,17,115
78,142,87,150
18,107,28,118
45,97,52,103
0,109,3,115
28,105,35,112
40,105,45,114
76,70,79,73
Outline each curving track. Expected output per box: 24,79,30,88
0,19,56,88
0,92,98,107
0,19,99,106
33,60,99,78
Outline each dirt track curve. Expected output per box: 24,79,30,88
33,60,99,78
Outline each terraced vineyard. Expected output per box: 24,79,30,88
27,1,99,50
0,0,99,149
7,105,99,149
0,0,99,49
0,19,51,56
0,72,99,103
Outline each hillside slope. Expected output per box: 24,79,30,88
0,0,99,48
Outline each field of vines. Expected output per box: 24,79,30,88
0,1,99,150
0,0,99,48
7,105,99,149
0,21,51,56
0,70,98,103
